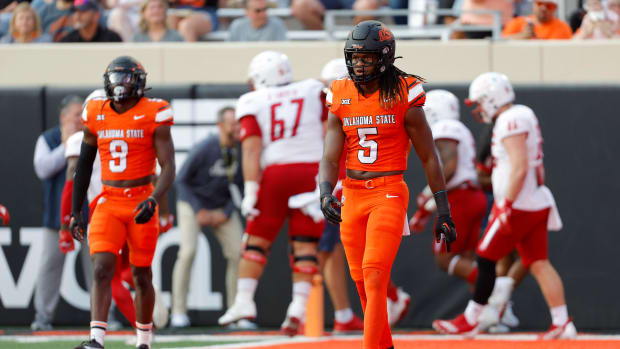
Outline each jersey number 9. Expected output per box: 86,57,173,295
109,140,128,173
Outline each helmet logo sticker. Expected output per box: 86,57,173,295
378,27,393,41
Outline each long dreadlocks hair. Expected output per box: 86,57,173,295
344,20,425,109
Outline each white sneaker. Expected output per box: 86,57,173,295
539,319,577,340
218,299,257,326
501,302,519,328
170,313,191,328
488,323,510,334
387,288,411,327
477,304,501,332
233,319,258,330
153,286,169,329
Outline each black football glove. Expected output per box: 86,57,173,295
320,193,342,225
69,212,86,242
435,214,457,252
134,197,157,224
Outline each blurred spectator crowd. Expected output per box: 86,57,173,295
0,0,619,43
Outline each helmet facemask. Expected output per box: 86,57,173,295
345,49,388,83
103,56,147,103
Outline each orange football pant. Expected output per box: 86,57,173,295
340,175,409,349
89,184,159,267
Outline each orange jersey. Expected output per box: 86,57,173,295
502,16,572,39
326,76,425,172
82,97,174,181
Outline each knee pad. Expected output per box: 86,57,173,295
242,244,268,265
292,255,319,275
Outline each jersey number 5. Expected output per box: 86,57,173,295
270,98,304,141
109,140,128,173
357,127,378,164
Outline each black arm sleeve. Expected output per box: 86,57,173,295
71,142,97,215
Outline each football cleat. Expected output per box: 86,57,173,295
333,314,364,333
280,315,302,337
477,304,501,332
432,313,479,336
539,319,577,340
74,339,104,349
170,313,190,328
218,299,257,326
387,288,411,327
501,302,519,328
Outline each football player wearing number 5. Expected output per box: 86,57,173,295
319,21,457,349
432,72,576,339
70,56,175,349
217,51,327,336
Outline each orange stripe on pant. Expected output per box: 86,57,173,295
340,175,408,349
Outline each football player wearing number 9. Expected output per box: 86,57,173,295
432,72,576,339
319,20,457,349
217,51,327,336
70,56,176,349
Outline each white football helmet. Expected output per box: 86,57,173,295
248,51,293,90
320,58,348,84
467,72,515,123
423,89,460,125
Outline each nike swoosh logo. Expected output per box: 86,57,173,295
386,194,399,198
133,115,145,120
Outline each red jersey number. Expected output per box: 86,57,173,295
270,98,304,141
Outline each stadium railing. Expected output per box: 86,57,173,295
206,8,502,41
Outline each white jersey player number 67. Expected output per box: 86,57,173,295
357,127,378,164
109,139,128,173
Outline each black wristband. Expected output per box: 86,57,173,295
433,190,451,216
319,181,334,199
72,142,97,216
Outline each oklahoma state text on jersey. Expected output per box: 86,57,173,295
326,76,425,172
82,97,174,181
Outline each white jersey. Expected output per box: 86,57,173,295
236,79,325,168
65,131,102,203
431,119,478,190
491,105,551,211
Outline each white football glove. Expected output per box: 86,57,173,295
241,181,260,218
288,185,324,223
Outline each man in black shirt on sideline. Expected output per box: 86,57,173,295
60,0,122,42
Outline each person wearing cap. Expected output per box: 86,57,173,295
502,0,573,39
59,0,122,42
31,95,93,331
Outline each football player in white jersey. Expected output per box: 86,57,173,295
409,90,487,286
432,73,576,339
217,51,327,336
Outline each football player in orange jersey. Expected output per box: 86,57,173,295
69,56,175,349
320,21,457,349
